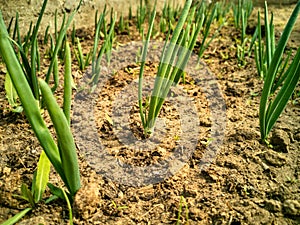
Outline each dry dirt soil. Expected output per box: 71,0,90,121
0,2,300,225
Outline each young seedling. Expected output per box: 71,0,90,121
253,2,296,86
75,37,92,71
43,25,50,45
214,0,231,23
176,196,189,225
159,17,167,34
119,14,124,33
45,10,78,83
104,14,116,64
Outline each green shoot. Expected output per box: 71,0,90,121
104,15,116,64
9,151,50,223
45,9,79,85
20,183,35,207
138,4,157,128
159,17,167,34
90,6,106,84
23,22,33,54
62,188,74,225
44,25,50,45
51,54,59,92
232,0,253,30
237,37,249,66
233,0,253,65
197,2,223,59
12,12,21,44
118,14,125,33
254,9,264,78
75,37,91,71
176,196,189,225
6,16,14,36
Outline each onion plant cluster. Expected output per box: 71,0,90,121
137,0,227,135
138,0,203,135
259,1,300,142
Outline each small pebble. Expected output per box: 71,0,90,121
265,199,282,212
270,129,290,153
264,150,286,167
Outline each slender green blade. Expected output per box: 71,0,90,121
39,79,81,196
271,50,293,93
63,41,72,125
62,188,73,225
4,72,18,107
1,208,32,225
47,183,67,201
198,3,217,59
138,6,156,130
266,47,300,135
264,2,272,69
33,150,51,203
91,15,116,89
21,183,35,207
92,7,106,76
30,38,39,99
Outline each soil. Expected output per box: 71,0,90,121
1,2,300,225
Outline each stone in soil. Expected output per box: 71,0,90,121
270,129,291,153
